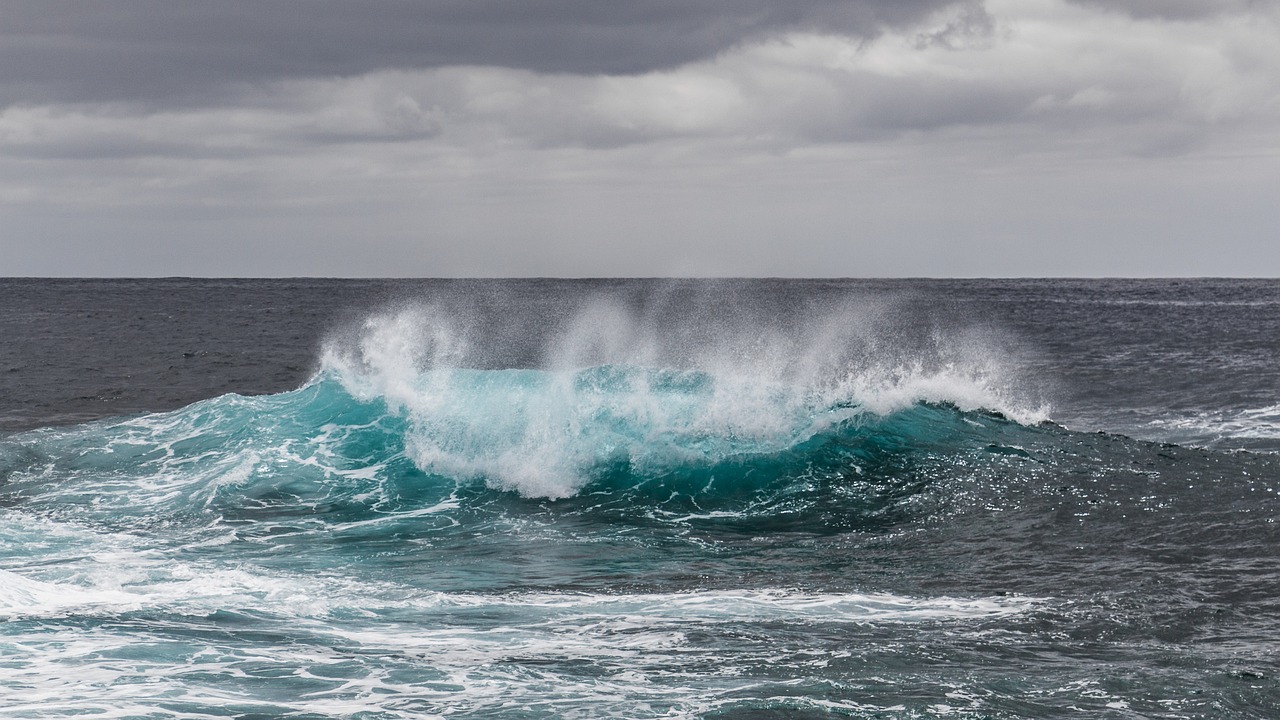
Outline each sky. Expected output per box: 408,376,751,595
2,0,1278,277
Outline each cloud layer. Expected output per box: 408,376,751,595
2,0,1278,275
0,0,956,104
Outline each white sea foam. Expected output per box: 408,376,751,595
320,298,1047,498
0,563,1039,719
409,587,1034,617
0,569,138,616
0,542,1037,625
0,503,1037,625
0,505,1041,719
1144,403,1280,448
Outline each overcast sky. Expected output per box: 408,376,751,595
2,0,1278,276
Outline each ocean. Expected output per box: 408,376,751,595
1,278,1277,719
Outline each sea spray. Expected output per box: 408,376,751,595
318,295,1046,497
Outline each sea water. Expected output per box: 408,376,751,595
1,279,1277,718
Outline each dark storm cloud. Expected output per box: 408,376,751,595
0,0,959,106
1065,0,1262,19
1,0,1278,278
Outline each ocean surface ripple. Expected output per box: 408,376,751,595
1,279,1278,719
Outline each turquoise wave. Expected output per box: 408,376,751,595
0,365,1051,539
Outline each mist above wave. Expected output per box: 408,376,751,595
320,293,1046,498
0,289,1051,526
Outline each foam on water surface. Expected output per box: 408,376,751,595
5,280,1280,718
319,302,1046,498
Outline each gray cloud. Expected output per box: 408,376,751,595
5,0,1278,164
1065,0,1263,20
2,0,1279,277
0,0,959,107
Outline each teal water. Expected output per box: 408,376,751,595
2,281,1279,718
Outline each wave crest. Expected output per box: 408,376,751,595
0,296,1051,534
318,301,1046,498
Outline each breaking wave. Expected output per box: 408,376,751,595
0,300,1052,528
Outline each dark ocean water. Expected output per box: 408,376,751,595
1,278,1277,719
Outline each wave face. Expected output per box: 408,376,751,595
0,370,1044,536
320,302,1044,498
3,280,1280,719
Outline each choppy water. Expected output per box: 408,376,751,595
1,279,1278,718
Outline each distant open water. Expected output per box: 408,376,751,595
1,278,1278,719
